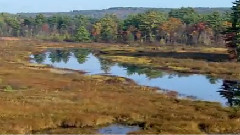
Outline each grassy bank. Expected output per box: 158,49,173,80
97,45,240,80
0,40,240,134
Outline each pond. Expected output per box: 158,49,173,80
30,48,240,106
98,124,140,134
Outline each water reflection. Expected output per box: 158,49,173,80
31,49,237,105
206,76,220,84
218,80,240,107
48,50,71,63
119,64,165,79
33,48,175,79
73,49,91,64
97,57,115,74
98,124,140,134
33,53,46,64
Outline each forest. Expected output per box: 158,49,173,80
0,7,232,46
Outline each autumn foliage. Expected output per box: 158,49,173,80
0,8,232,45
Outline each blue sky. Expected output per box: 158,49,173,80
0,0,235,13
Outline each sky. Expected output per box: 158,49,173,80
0,0,235,13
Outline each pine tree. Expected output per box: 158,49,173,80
226,0,240,61
74,26,90,42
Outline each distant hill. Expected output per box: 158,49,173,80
18,7,231,19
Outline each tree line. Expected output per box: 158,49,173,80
0,7,232,45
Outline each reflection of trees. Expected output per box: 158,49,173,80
35,48,91,64
72,49,90,64
48,50,71,63
119,64,164,79
175,73,190,78
33,53,46,64
167,73,190,79
62,51,71,63
218,80,240,107
120,64,140,76
206,75,219,84
97,58,115,74
145,69,164,79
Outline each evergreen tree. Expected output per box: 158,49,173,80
226,0,240,61
169,7,199,25
98,15,119,42
206,12,224,42
74,26,90,42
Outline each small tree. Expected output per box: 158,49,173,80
226,0,240,61
74,26,90,42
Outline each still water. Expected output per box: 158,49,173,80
30,48,240,106
98,124,140,134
